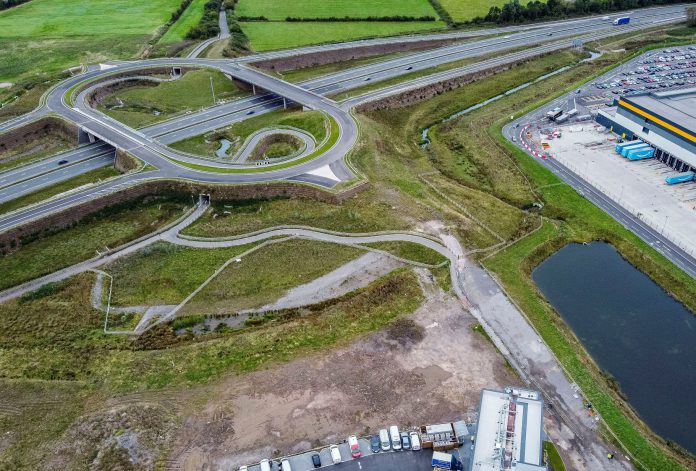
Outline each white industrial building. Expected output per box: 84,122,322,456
470,388,546,471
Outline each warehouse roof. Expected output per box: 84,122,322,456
622,87,696,135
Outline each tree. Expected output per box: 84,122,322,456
688,6,696,27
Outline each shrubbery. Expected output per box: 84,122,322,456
0,0,31,11
186,0,224,40
477,0,686,25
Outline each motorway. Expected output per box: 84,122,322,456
0,4,689,235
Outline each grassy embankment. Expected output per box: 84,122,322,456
99,69,248,129
170,112,339,173
362,241,448,266
352,27,696,471
106,239,364,310
235,0,445,51
0,196,189,291
0,166,120,215
0,135,73,172
171,109,327,158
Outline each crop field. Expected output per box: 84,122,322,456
160,0,208,43
236,0,438,20
0,0,181,83
240,21,445,51
439,0,508,22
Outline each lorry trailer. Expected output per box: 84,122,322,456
627,148,655,160
615,139,641,153
621,142,650,157
613,16,630,25
665,172,695,185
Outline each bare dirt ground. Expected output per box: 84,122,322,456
161,268,517,470
34,267,517,471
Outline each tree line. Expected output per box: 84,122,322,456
186,0,224,40
0,0,31,11
476,0,688,25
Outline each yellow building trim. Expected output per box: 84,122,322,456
619,99,696,144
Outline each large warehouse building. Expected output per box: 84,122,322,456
596,87,696,172
470,388,546,471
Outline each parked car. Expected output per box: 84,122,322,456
259,459,271,471
330,444,342,464
348,435,361,458
389,425,402,450
311,454,321,468
400,431,411,450
370,434,381,453
280,459,292,471
409,432,421,451
379,429,391,451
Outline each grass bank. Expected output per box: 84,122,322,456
0,196,189,291
100,69,247,129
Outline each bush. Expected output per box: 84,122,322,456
186,0,224,40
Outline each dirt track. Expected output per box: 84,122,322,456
158,269,517,470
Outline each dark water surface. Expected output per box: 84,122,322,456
532,242,696,454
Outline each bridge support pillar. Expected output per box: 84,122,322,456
283,98,287,110
77,128,97,145
252,84,256,95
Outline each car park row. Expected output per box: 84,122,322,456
238,426,423,471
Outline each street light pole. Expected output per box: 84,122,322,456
210,76,215,105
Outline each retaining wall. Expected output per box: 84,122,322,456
0,179,369,252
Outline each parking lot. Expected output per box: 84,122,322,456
517,45,696,126
533,122,696,255
240,436,475,471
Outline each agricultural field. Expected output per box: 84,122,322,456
236,0,438,20
160,0,209,43
0,0,182,83
439,0,509,22
239,21,446,51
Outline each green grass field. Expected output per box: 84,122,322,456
160,0,208,43
0,0,181,82
100,69,247,128
236,0,438,20
439,0,508,22
171,109,327,157
239,21,445,51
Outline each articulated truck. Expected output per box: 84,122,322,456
665,172,695,185
613,16,630,25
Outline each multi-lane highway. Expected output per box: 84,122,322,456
0,4,689,234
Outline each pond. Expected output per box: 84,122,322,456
532,242,696,455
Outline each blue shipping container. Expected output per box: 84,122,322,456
627,149,655,160
621,143,650,157
615,140,641,153
665,172,695,185
432,451,453,469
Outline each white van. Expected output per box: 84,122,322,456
259,459,271,471
379,429,391,451
389,425,402,450
409,431,422,451
238,467,248,471
280,459,292,471
330,444,342,464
